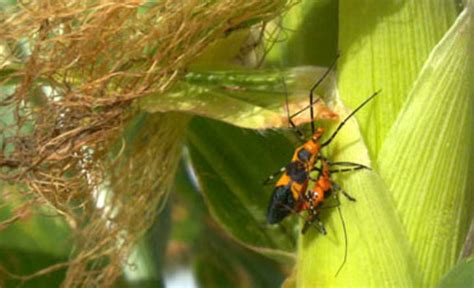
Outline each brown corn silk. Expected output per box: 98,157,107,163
0,0,286,286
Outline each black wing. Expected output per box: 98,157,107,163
266,184,296,224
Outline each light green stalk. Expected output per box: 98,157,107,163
338,0,458,159
297,1,471,287
378,8,472,287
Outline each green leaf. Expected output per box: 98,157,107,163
437,258,474,288
296,98,419,287
0,249,67,288
138,67,338,129
266,0,338,67
378,8,472,287
0,185,71,286
338,0,458,159
0,0,17,7
194,225,286,288
0,190,71,257
189,29,252,70
173,159,287,288
292,1,470,286
170,161,207,245
186,117,298,259
123,202,171,287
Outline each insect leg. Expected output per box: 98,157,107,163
330,167,367,173
262,166,286,185
302,214,327,235
331,181,356,202
328,161,371,170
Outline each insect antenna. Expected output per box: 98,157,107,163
334,195,349,277
308,54,340,134
283,78,290,125
281,75,306,141
286,54,340,135
321,89,381,147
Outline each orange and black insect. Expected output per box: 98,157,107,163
297,91,380,234
263,58,338,225
264,59,379,230
300,156,366,276
300,157,362,235
263,56,380,275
